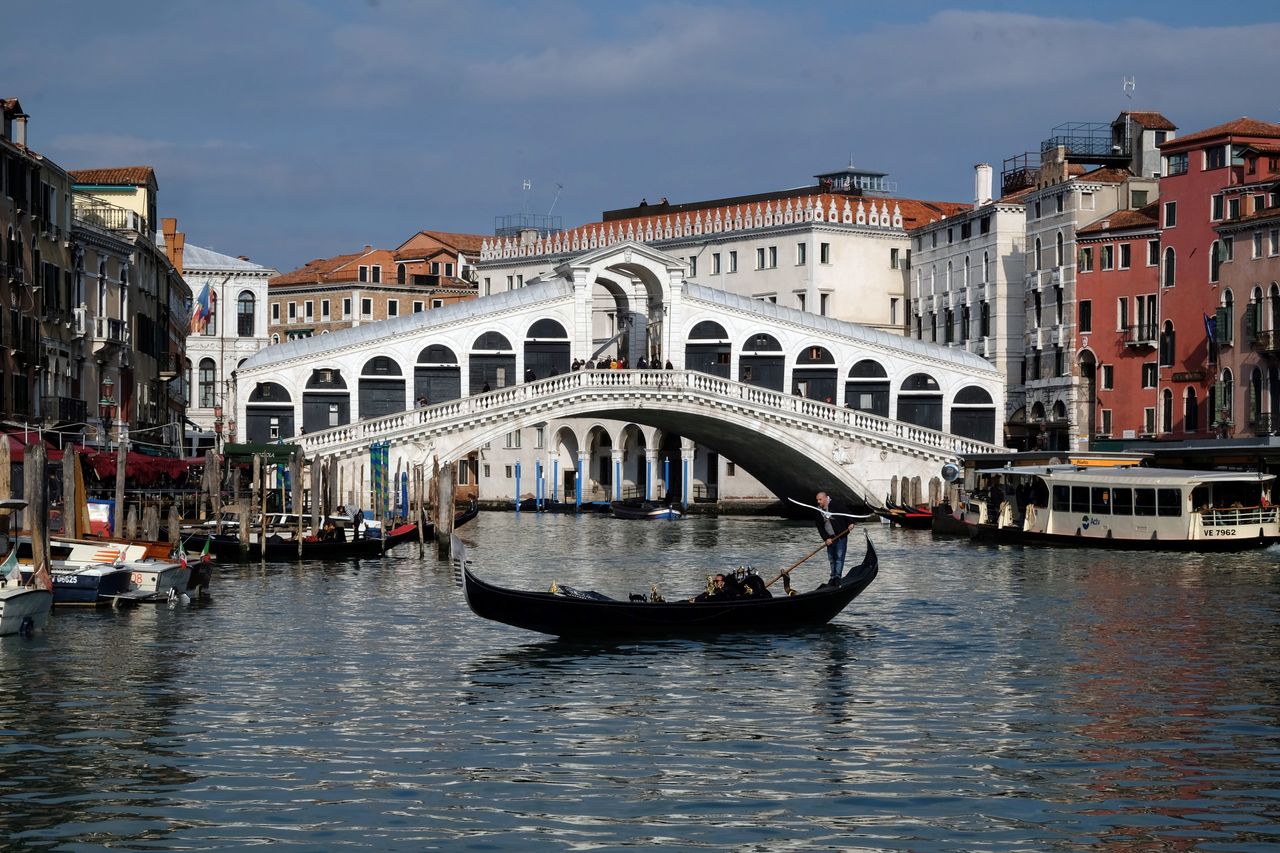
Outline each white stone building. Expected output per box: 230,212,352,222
909,163,1028,442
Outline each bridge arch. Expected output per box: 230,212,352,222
303,368,349,434
359,355,405,421
470,330,515,392
415,344,460,405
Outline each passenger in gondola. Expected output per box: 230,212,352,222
692,573,738,602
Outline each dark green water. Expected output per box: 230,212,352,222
1,513,1278,851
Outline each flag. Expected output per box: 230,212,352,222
190,283,213,333
1205,313,1219,363
200,538,211,563
178,546,189,570
1,549,20,586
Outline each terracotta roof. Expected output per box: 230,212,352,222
1077,203,1159,235
270,249,385,286
394,229,487,261
1238,143,1280,157
1075,166,1131,184
1122,111,1176,131
1162,117,1280,149
69,167,157,188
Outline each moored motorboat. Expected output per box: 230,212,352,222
0,551,52,635
963,464,1280,550
461,535,878,638
609,500,682,520
114,559,192,603
23,562,134,605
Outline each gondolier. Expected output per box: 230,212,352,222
814,491,854,584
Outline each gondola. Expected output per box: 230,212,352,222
876,501,933,529
461,535,878,638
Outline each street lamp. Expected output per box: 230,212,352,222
99,377,117,450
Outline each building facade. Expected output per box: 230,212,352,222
1156,118,1280,439
908,163,1028,441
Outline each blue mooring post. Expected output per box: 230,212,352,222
575,458,582,512
663,457,669,503
645,456,651,501
515,461,521,514
614,459,621,501
682,458,689,510
552,459,559,503
535,458,542,509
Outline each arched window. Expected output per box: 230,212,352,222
1161,388,1173,433
1055,232,1064,267
396,263,406,284
1184,387,1198,433
1162,247,1176,287
963,256,970,288
237,291,255,337
1035,237,1042,271
982,250,990,284
1210,240,1223,283
1270,283,1280,334
980,301,991,337
1249,366,1264,426
1220,289,1234,346
1218,368,1235,425
1159,320,1175,368
198,358,217,408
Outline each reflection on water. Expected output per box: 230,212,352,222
0,513,1278,851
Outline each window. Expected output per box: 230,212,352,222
1056,232,1064,266
269,417,280,440
1162,247,1176,287
505,430,521,449
287,302,297,321
1223,235,1234,262
342,298,351,318
413,301,424,313
371,265,381,283
1210,241,1223,283
947,227,955,244
712,252,721,274
819,243,830,264
1205,145,1226,170
1255,231,1264,258
271,302,280,322
688,256,697,277
1159,321,1175,367
361,298,372,317
304,300,313,320
328,402,340,427
237,292,255,336
396,263,406,284
445,262,454,277
1079,247,1093,272
1164,201,1177,228
1132,189,1148,207
1101,364,1114,389
1034,200,1042,219
198,359,216,408
768,246,777,268
890,248,900,269
1081,192,1095,210
1119,243,1131,270
358,265,368,282
387,300,398,317
1056,193,1065,214
729,250,738,272
1272,229,1280,256
1100,409,1113,436
1079,300,1092,333
1167,152,1188,175
1148,239,1159,266
534,426,545,449
321,299,330,320
1228,197,1240,220
1212,195,1224,221
1113,488,1133,515
1142,362,1157,388
431,262,441,275
1034,238,1042,271
798,293,806,312
980,215,991,235
431,299,443,309
961,223,971,240
1101,245,1114,270
796,243,806,265
756,247,765,269
1135,488,1157,516
1118,296,1129,331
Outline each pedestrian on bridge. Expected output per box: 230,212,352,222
813,491,853,585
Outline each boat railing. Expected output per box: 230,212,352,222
1200,505,1279,527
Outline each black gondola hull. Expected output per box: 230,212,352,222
463,538,877,637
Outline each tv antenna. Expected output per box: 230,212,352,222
521,179,532,213
1123,76,1135,100
547,182,564,217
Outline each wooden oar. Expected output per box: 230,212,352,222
764,523,855,589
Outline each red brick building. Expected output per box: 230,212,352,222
1075,204,1161,440
1156,118,1280,438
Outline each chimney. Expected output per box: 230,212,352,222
15,112,27,148
173,231,185,277
974,163,993,208
161,218,185,276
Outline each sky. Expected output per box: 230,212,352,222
5,0,1280,274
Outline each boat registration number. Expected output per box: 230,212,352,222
131,572,145,585
52,574,80,585
1203,528,1239,537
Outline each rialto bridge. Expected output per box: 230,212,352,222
234,242,1006,508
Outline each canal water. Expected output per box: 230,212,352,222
2,512,1279,852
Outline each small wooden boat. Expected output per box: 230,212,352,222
0,551,52,635
23,562,133,605
461,535,878,638
609,500,682,520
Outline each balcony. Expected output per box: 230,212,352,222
1253,329,1280,356
41,395,87,425
156,351,181,380
72,193,149,235
94,316,127,345
1041,122,1131,166
1251,412,1274,436
1124,324,1157,348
